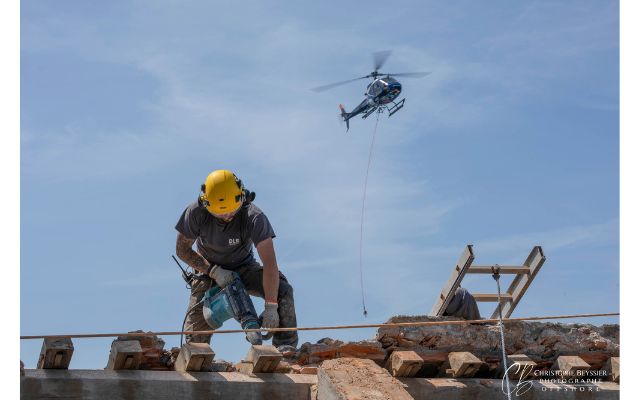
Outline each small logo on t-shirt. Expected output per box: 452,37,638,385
229,238,241,246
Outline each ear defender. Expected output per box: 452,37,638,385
198,184,209,207
232,175,256,204
233,174,247,204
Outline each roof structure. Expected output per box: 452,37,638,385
21,316,620,399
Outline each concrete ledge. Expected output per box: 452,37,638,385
21,369,317,400
400,378,620,400
21,370,621,400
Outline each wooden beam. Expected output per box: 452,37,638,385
472,293,513,302
447,352,484,378
505,354,537,380
106,340,143,370
552,356,590,377
385,350,423,378
491,246,546,319
243,345,283,373
37,338,74,369
430,245,475,316
174,343,215,372
467,266,530,274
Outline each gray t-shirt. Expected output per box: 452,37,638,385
175,201,276,269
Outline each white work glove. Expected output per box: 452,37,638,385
261,302,280,331
207,264,235,288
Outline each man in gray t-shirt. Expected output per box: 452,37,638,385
175,169,298,349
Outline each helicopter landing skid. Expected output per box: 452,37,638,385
361,106,379,119
387,98,405,117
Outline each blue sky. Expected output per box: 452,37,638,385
20,1,619,368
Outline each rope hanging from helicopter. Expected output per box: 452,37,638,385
358,110,382,317
311,51,430,317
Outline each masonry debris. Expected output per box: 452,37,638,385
98,315,618,381
22,316,621,400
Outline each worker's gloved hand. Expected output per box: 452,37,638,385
261,302,280,332
207,264,235,288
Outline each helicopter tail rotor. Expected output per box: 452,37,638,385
339,104,350,131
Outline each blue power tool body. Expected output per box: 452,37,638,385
202,275,272,345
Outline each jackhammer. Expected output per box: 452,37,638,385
203,276,273,345
173,255,272,346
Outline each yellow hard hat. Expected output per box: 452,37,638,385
199,170,245,215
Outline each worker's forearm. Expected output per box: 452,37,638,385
263,263,279,303
177,249,210,275
176,235,210,275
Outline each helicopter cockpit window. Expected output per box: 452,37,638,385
368,80,385,96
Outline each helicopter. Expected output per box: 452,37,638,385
312,51,430,131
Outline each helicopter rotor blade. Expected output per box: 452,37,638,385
372,50,392,72
385,71,431,78
311,75,371,92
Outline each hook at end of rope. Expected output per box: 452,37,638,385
491,265,501,281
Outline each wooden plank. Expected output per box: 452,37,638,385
430,245,475,316
384,351,423,378
106,340,143,370
37,338,74,369
174,343,215,372
447,352,484,378
244,345,283,373
552,356,590,377
467,266,530,274
491,246,546,319
505,354,537,380
472,293,513,302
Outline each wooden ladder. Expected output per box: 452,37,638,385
430,245,546,319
